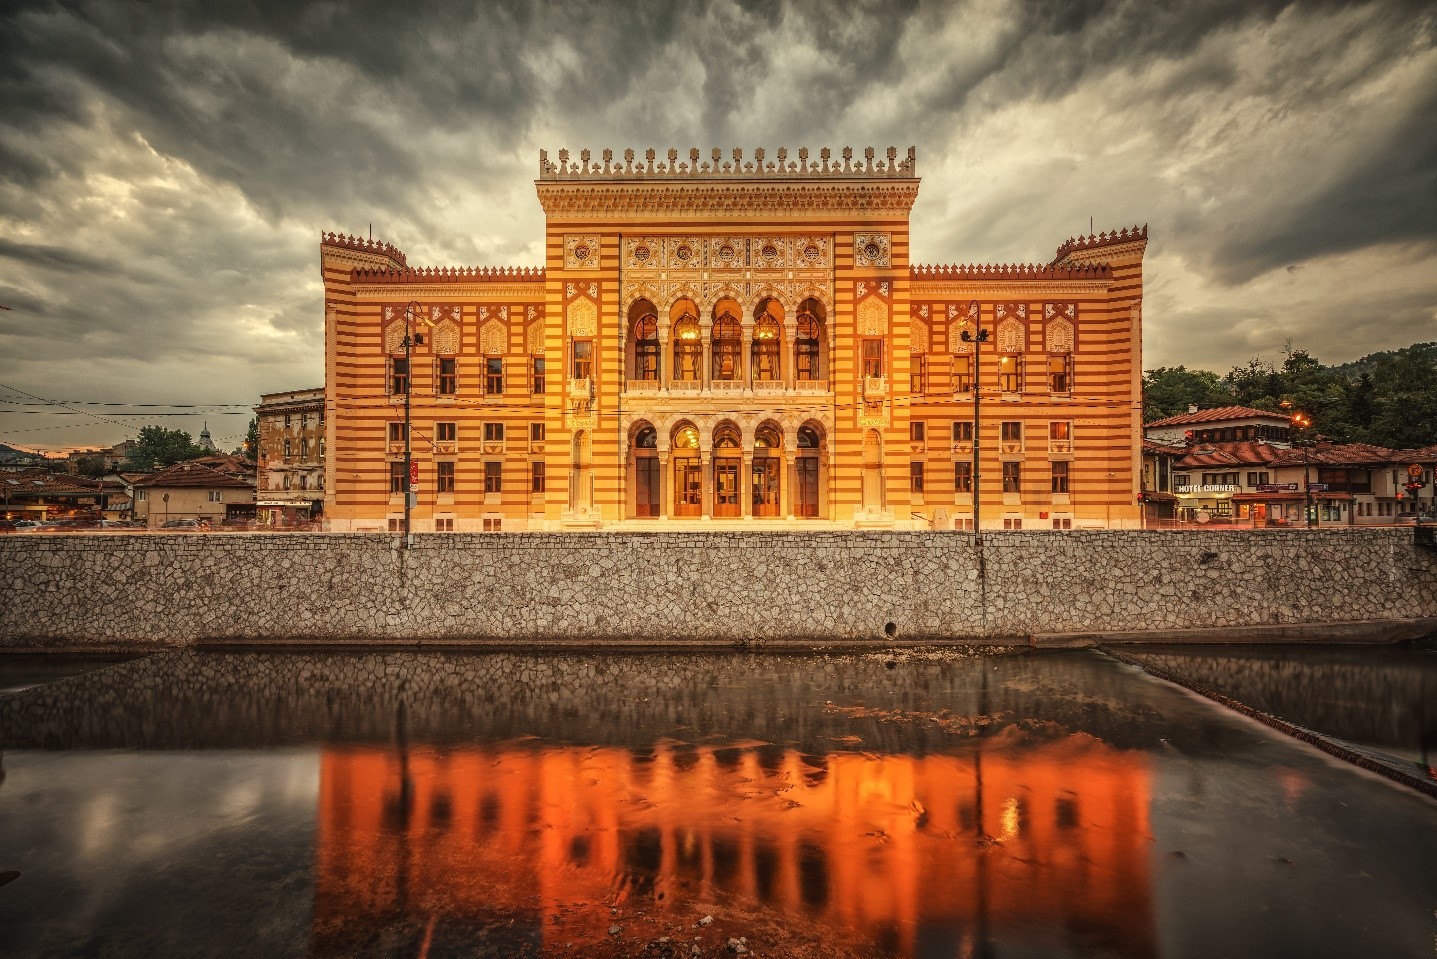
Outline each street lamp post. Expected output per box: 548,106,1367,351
960,327,990,534
1282,402,1316,528
399,301,429,550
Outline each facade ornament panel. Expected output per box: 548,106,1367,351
1045,317,1075,354
526,315,546,355
540,146,917,180
854,233,891,268
432,305,461,326
857,296,888,336
432,319,461,355
997,317,1025,354
1044,301,1077,322
947,302,979,354
564,235,601,270
383,319,407,355
911,318,929,354
479,319,506,355
567,299,598,338
995,302,1027,321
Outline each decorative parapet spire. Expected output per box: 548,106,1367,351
538,146,917,180
321,231,408,266
352,265,546,284
1052,224,1147,262
911,262,1113,281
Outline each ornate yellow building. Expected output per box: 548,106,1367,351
322,147,1146,531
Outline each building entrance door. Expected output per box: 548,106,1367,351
796,457,818,518
674,458,701,517
714,460,741,517
752,458,780,517
635,457,659,517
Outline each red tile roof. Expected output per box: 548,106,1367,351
1,469,101,497
1146,405,1288,427
1267,443,1397,467
1142,439,1186,456
132,461,253,490
1174,441,1282,468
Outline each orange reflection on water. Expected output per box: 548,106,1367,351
315,736,1154,957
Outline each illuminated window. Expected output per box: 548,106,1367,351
634,315,659,380
910,354,927,393
712,314,741,381
998,356,1021,392
952,355,972,392
673,315,701,380
571,340,592,380
752,312,780,380
1048,354,1072,393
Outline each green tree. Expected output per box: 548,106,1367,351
123,426,204,471
1142,366,1232,421
1278,349,1350,441
240,417,259,461
1224,356,1284,409
74,454,109,478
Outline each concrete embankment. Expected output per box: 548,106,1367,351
2,529,1435,647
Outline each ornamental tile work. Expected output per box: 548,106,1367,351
321,147,1147,531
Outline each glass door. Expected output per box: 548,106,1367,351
752,458,780,517
635,457,659,517
714,460,741,517
674,458,701,516
796,457,818,518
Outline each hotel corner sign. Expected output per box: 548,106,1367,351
1175,484,1238,494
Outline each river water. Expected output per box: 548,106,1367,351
0,647,1433,958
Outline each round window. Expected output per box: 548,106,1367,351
634,245,651,262
718,244,736,262
863,241,882,260
761,243,778,260
675,244,693,262
573,243,591,261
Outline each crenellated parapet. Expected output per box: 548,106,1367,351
1052,225,1147,262
320,231,407,266
911,262,1112,281
539,146,917,180
351,265,546,284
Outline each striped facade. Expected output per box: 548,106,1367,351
323,147,1145,531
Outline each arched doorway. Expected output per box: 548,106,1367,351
671,423,701,517
713,422,742,517
632,424,659,517
570,430,592,512
862,429,884,511
752,422,782,517
797,424,822,518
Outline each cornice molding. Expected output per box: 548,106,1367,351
910,281,1111,298
351,283,545,300
536,181,921,220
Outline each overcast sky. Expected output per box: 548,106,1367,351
2,0,1434,450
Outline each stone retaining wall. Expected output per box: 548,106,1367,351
2,529,1435,646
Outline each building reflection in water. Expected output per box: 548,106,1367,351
314,735,1155,958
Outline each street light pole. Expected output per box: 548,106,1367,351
1282,401,1315,528
961,327,990,534
400,301,427,550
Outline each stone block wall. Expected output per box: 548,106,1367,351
2,529,1434,646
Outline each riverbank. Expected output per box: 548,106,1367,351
4,528,1435,647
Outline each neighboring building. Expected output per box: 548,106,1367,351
1139,439,1183,525
1143,405,1292,448
0,444,48,472
255,387,326,525
1144,405,1437,526
132,460,256,527
323,146,1146,532
0,469,104,521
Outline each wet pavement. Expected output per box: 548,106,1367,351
0,647,1433,958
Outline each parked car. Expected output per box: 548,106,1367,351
159,519,203,530
13,519,42,531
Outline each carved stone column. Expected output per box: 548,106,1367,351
658,322,671,391
701,451,713,518
659,450,671,519
783,320,796,390
741,325,753,391
784,450,796,519
741,451,753,518
701,323,712,393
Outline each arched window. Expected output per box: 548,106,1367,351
714,424,742,449
672,424,699,450
798,425,820,448
712,314,741,380
673,315,701,381
635,426,657,449
755,423,782,450
796,311,821,380
752,312,780,381
633,314,659,380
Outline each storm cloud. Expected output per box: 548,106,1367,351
1,0,1433,448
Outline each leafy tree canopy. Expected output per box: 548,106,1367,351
1145,341,1437,449
122,426,205,471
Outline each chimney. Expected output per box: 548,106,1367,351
1187,404,1198,414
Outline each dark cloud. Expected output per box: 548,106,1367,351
0,0,1433,447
